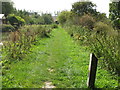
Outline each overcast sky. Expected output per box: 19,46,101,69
6,0,111,16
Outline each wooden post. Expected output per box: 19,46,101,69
87,53,98,88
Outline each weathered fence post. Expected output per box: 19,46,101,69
87,53,98,88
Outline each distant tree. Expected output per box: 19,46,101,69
42,14,53,24
57,11,74,25
2,1,14,23
109,1,120,29
2,1,14,17
71,1,97,16
13,9,34,24
37,16,45,24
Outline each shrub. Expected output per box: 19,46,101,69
2,25,51,63
79,14,95,30
88,26,119,74
2,25,52,75
93,22,113,36
7,14,25,28
65,24,119,76
1,24,15,32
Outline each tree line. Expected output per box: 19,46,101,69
2,1,54,30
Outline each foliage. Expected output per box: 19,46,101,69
1,24,15,32
42,14,53,24
79,14,95,29
12,9,54,25
2,25,51,63
57,11,74,26
88,30,119,74
64,22,120,78
13,9,33,25
57,1,120,79
37,16,45,24
7,14,25,28
2,27,118,88
94,12,107,22
2,1,14,17
93,22,113,35
109,1,120,29
2,25,52,83
13,9,29,18
71,1,97,16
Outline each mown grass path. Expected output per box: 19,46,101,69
3,27,118,88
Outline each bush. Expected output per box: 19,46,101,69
93,22,113,36
65,24,120,76
88,31,119,73
79,14,95,30
1,24,15,32
2,25,51,62
7,14,25,28
2,25,52,75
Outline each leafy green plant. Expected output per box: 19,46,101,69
64,22,119,83
7,14,25,28
2,27,118,88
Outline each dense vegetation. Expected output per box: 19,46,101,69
58,1,120,88
2,27,118,88
1,0,120,89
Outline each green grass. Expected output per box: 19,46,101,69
2,27,118,88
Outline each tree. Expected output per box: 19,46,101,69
2,1,14,23
13,9,31,24
57,11,74,25
2,1,14,17
42,14,53,24
37,16,45,24
71,1,97,16
7,14,25,28
109,1,120,29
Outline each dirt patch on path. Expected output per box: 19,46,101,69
42,81,56,88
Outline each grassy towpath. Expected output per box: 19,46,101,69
2,27,118,88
